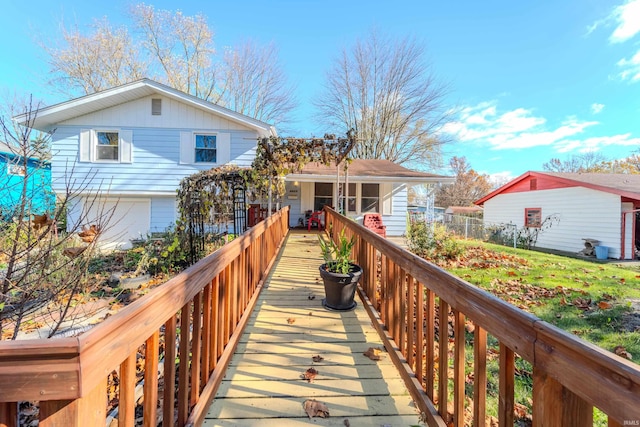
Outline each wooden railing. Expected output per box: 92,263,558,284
325,207,640,427
0,207,289,427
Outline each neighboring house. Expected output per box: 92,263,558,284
15,79,276,248
0,141,54,220
15,78,452,247
444,205,483,219
475,171,640,260
284,159,454,236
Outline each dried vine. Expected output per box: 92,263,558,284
176,130,356,262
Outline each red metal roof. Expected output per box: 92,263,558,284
475,171,640,205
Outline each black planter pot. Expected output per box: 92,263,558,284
319,263,363,311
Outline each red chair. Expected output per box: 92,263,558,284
363,213,386,237
308,211,323,231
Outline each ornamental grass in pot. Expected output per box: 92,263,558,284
318,229,362,311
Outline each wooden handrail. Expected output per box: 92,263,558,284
324,207,640,427
0,207,289,427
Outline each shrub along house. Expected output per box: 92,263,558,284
16,78,452,247
475,171,640,260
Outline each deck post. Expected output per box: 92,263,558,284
38,380,106,427
0,402,17,427
533,368,592,426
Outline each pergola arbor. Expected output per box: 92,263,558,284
177,131,355,262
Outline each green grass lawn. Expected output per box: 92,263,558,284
422,239,640,424
440,240,640,361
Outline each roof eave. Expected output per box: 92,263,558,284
285,173,455,184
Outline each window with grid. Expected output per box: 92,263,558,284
95,131,119,161
195,134,217,163
525,208,542,228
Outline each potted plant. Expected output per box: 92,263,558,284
318,229,362,311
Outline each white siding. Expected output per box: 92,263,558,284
151,197,177,232
383,184,408,237
60,95,248,131
50,127,259,194
484,187,623,258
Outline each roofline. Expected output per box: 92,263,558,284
475,171,640,205
14,78,277,137
285,173,455,184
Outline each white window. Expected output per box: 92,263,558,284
361,183,380,213
195,134,217,163
95,131,119,161
339,182,357,213
79,129,132,163
180,132,231,165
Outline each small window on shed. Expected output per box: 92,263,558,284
525,208,542,228
151,99,162,115
530,178,537,190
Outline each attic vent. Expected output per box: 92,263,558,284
530,178,537,190
151,98,162,115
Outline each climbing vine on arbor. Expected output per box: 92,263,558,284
176,130,356,262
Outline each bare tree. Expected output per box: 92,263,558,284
220,40,297,128
314,29,450,166
434,156,492,208
42,4,298,127
0,99,116,339
130,3,219,101
542,152,608,173
44,18,146,96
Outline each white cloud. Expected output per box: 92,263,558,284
444,101,639,155
591,103,605,114
617,48,640,81
610,0,640,43
555,134,640,153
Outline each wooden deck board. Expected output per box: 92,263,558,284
204,231,424,426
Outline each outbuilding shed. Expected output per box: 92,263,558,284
475,171,640,260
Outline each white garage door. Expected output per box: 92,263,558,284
85,198,151,250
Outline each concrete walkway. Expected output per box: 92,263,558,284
203,230,423,426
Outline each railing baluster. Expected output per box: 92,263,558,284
211,276,221,367
163,315,177,427
453,310,465,427
190,292,202,407
438,298,449,417
415,281,425,387
201,283,212,388
499,343,515,427
178,303,191,426
473,326,487,427
425,287,435,400
119,351,137,427
397,266,406,352
143,331,159,427
407,275,415,370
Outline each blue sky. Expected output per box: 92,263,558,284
1,0,639,179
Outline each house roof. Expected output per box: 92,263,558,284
286,159,454,184
0,141,47,161
445,206,483,214
475,171,640,205
13,78,277,137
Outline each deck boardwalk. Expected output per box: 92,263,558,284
203,231,424,426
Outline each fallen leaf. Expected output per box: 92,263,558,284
287,318,296,324
363,347,383,361
312,355,324,362
598,301,612,310
301,367,318,382
303,399,330,418
614,345,633,360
